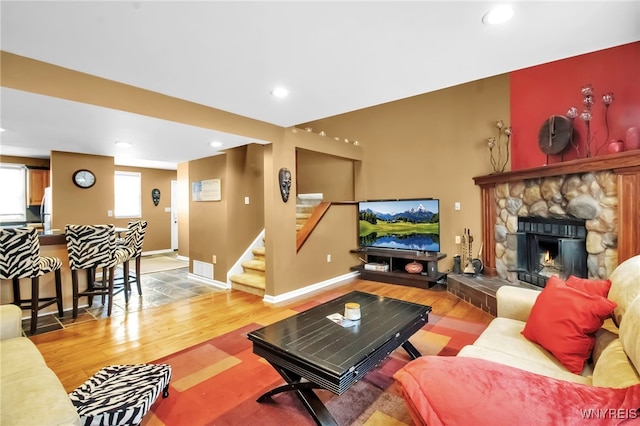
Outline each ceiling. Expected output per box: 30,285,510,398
1,1,639,169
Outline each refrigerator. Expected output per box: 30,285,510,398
40,187,52,232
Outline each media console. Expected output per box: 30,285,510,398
350,248,447,289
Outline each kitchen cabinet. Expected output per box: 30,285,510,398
28,168,49,205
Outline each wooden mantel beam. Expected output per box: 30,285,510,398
474,151,640,187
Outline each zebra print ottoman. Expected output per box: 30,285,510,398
69,364,172,426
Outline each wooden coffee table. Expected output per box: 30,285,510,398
248,290,431,425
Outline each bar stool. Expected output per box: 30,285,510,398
65,224,125,318
118,220,147,296
0,227,63,335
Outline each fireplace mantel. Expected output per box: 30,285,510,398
473,150,640,277
474,151,640,187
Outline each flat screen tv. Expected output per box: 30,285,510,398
358,198,440,252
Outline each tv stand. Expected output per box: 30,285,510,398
350,248,447,289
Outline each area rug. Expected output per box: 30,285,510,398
144,302,488,426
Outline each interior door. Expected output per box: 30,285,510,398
170,180,178,251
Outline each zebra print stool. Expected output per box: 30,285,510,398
65,224,133,318
69,363,172,426
116,220,147,297
0,227,63,335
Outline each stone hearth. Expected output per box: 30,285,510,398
447,273,539,316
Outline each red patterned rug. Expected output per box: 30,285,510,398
144,300,488,426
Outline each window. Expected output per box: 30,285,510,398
114,171,141,218
0,164,27,222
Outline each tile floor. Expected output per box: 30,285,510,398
23,266,222,336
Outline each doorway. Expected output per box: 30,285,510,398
171,180,178,251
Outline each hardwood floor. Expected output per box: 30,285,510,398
30,278,494,392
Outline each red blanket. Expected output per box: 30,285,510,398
394,356,640,426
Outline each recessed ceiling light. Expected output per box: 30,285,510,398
270,87,290,98
114,141,133,148
0,128,5,132
210,141,223,148
482,5,514,25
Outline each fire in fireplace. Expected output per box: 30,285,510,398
509,217,588,287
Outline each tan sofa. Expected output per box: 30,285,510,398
456,254,640,388
0,304,80,426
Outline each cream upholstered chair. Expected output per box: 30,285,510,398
65,224,131,318
0,227,63,335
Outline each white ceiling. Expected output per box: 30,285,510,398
1,1,639,169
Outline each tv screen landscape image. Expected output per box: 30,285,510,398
358,199,440,252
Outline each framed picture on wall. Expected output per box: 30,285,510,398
192,178,221,201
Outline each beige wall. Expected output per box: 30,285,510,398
296,149,355,201
188,155,228,281
50,151,115,229
302,75,511,271
226,144,265,264
177,162,190,258
264,129,363,296
186,144,266,282
49,151,176,252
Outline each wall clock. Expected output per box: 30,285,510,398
538,115,572,155
72,169,96,188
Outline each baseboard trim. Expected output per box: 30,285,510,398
262,271,359,304
187,273,229,289
142,249,176,256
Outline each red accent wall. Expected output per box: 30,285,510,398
510,42,640,170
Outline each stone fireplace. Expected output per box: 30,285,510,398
509,216,587,287
495,171,616,285
473,151,640,284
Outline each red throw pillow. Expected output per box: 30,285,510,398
521,276,617,374
565,275,612,298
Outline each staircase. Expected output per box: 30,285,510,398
229,245,266,296
296,193,323,231
228,194,323,297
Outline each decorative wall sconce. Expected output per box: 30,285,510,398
151,188,161,206
487,120,511,173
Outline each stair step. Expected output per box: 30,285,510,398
242,259,265,276
296,204,316,214
252,246,265,260
230,273,265,296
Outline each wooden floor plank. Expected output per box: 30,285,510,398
30,278,494,392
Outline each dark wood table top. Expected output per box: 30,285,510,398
248,291,431,388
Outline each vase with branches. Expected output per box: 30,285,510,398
487,120,512,173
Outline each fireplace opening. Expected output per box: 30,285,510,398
533,236,561,278
509,217,587,288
